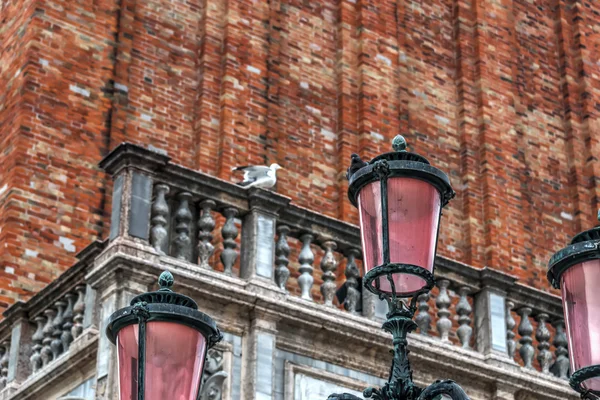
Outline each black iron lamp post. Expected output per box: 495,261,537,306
106,271,222,400
548,212,600,400
329,136,469,400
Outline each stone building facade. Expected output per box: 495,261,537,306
1,0,599,398
0,146,582,399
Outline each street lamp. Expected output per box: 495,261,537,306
329,136,469,400
106,271,222,400
548,212,600,400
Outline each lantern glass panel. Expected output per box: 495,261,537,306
562,259,600,392
117,324,138,400
358,177,441,295
116,321,208,400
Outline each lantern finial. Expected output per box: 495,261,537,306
392,135,407,152
158,270,174,291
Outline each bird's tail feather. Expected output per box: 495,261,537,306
237,181,252,187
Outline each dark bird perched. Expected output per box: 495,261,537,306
346,153,367,180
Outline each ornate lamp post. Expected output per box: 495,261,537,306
106,271,222,400
329,136,469,400
548,212,600,400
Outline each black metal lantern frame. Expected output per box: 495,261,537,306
548,217,600,400
329,136,467,400
347,135,455,301
106,271,223,400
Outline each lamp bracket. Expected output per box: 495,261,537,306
363,263,435,299
571,365,600,398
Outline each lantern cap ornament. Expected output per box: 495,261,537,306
347,135,455,208
392,134,407,152
158,270,174,290
547,210,600,289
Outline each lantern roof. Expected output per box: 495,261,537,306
130,270,199,309
106,271,222,347
346,135,455,208
547,211,600,289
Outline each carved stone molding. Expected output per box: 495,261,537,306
200,348,229,400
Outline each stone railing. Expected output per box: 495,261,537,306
0,242,103,399
98,143,569,383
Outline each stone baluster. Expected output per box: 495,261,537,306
456,287,473,348
506,300,516,360
0,342,8,388
150,183,170,254
298,234,315,301
552,319,569,379
320,241,338,307
220,208,239,275
274,225,291,291
41,309,56,366
415,292,431,335
51,301,65,359
344,249,361,313
172,192,193,261
71,285,85,340
197,200,216,269
517,307,534,369
30,315,45,373
436,279,452,343
61,293,75,351
536,313,553,374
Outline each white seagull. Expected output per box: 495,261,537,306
232,163,282,189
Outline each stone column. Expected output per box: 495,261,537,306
242,310,278,400
82,283,97,330
3,302,33,395
475,268,517,360
86,262,155,400
361,290,390,320
99,144,169,243
240,188,290,286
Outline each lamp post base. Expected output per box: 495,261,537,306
328,294,469,400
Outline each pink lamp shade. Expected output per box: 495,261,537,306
117,321,208,400
561,259,600,392
358,177,442,295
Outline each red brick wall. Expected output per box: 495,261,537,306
1,0,599,309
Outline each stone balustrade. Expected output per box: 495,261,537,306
0,242,103,398
0,143,574,400
97,143,569,379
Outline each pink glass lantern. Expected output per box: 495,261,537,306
107,271,221,400
358,178,442,295
116,322,208,400
548,217,600,397
347,135,454,298
561,260,600,392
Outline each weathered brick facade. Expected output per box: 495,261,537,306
1,0,599,310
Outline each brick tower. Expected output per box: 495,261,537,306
1,0,599,311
